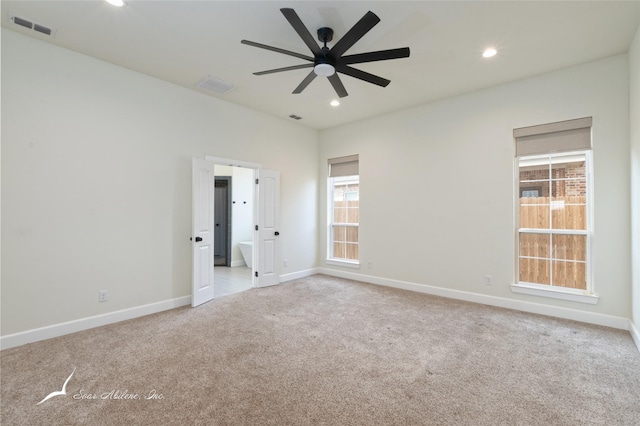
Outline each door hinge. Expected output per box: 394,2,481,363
255,225,258,231
255,271,258,277
255,178,259,184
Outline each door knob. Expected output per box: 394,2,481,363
274,231,280,236
195,237,203,242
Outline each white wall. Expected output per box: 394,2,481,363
230,167,255,265
630,26,640,338
319,54,631,318
1,29,319,336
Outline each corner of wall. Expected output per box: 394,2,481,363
629,22,640,353
630,319,640,353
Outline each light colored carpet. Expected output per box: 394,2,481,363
2,275,639,425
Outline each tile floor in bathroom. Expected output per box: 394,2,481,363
213,265,253,298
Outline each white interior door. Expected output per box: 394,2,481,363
255,169,280,288
192,158,215,307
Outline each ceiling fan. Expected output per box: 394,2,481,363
241,8,410,98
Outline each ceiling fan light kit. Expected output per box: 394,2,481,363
314,63,335,77
241,8,410,98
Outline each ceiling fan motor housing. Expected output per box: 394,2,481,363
315,46,335,67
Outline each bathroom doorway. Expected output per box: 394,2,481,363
213,165,254,297
192,155,281,306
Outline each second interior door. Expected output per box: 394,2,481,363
214,178,231,266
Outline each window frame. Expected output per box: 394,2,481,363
327,174,360,268
512,150,598,304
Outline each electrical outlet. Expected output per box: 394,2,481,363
283,259,288,268
367,260,373,269
99,290,109,302
484,275,492,285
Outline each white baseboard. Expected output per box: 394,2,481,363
630,320,640,352
0,268,318,350
2,268,635,352
317,268,631,331
230,260,246,268
0,296,191,351
279,268,320,283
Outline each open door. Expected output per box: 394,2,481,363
255,169,281,287
191,158,215,306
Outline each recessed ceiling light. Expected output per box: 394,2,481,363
330,100,340,107
105,0,125,6
482,48,497,58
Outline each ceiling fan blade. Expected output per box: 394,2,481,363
241,40,314,62
330,11,380,58
336,65,390,87
340,47,410,65
292,70,318,94
328,74,349,98
280,8,322,56
254,64,314,76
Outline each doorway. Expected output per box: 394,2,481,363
191,156,281,307
213,165,254,298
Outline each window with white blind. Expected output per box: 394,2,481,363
512,117,598,304
327,155,359,267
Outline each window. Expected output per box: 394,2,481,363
513,117,597,303
328,155,359,265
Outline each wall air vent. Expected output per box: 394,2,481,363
9,13,56,37
289,114,302,120
34,24,52,36
194,75,235,95
11,15,31,29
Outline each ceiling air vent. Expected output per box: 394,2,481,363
9,14,56,37
289,114,302,120
194,75,235,95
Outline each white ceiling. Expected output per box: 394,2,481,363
2,1,639,129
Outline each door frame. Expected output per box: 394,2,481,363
206,156,262,288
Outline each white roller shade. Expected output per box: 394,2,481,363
515,117,592,156
329,154,359,177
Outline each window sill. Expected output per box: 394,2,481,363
325,259,360,269
510,283,599,305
